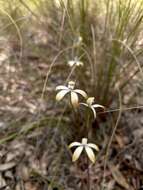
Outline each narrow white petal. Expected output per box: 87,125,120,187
56,85,69,90
85,146,96,163
79,103,88,107
71,91,79,107
72,146,83,162
56,90,68,101
91,107,96,119
68,60,75,67
92,104,104,109
88,143,99,151
76,61,83,66
69,142,81,148
74,89,87,98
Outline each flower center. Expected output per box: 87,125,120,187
68,81,75,90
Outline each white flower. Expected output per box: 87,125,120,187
77,36,83,44
56,81,87,107
69,138,99,163
68,57,83,67
74,36,83,47
80,97,104,119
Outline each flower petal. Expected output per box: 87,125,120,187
56,85,68,90
92,104,104,109
69,142,81,148
68,60,75,67
71,91,79,107
85,146,96,163
88,143,99,151
72,146,83,162
91,106,96,119
74,89,87,98
56,90,69,101
79,103,88,107
76,61,83,66
87,97,95,106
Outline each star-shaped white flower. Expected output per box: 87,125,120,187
80,97,104,119
69,138,99,163
68,57,83,67
56,81,87,107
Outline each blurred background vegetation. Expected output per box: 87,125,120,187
0,0,143,189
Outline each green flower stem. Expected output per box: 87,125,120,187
66,64,77,82
69,101,77,124
87,156,90,190
86,111,91,138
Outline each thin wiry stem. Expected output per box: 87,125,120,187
58,1,66,47
19,0,39,18
59,0,76,35
37,61,77,153
86,113,90,138
103,0,111,36
99,105,143,115
111,39,143,79
40,46,74,101
0,15,29,32
87,157,90,190
0,8,23,64
101,87,122,190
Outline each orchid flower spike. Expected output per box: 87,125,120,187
80,97,104,119
68,57,83,67
56,81,87,107
69,138,99,163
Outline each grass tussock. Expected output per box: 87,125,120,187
23,0,143,106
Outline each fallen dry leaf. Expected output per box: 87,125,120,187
25,181,39,190
115,134,125,148
0,174,6,188
107,180,115,190
108,162,130,190
0,162,16,171
17,164,30,181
